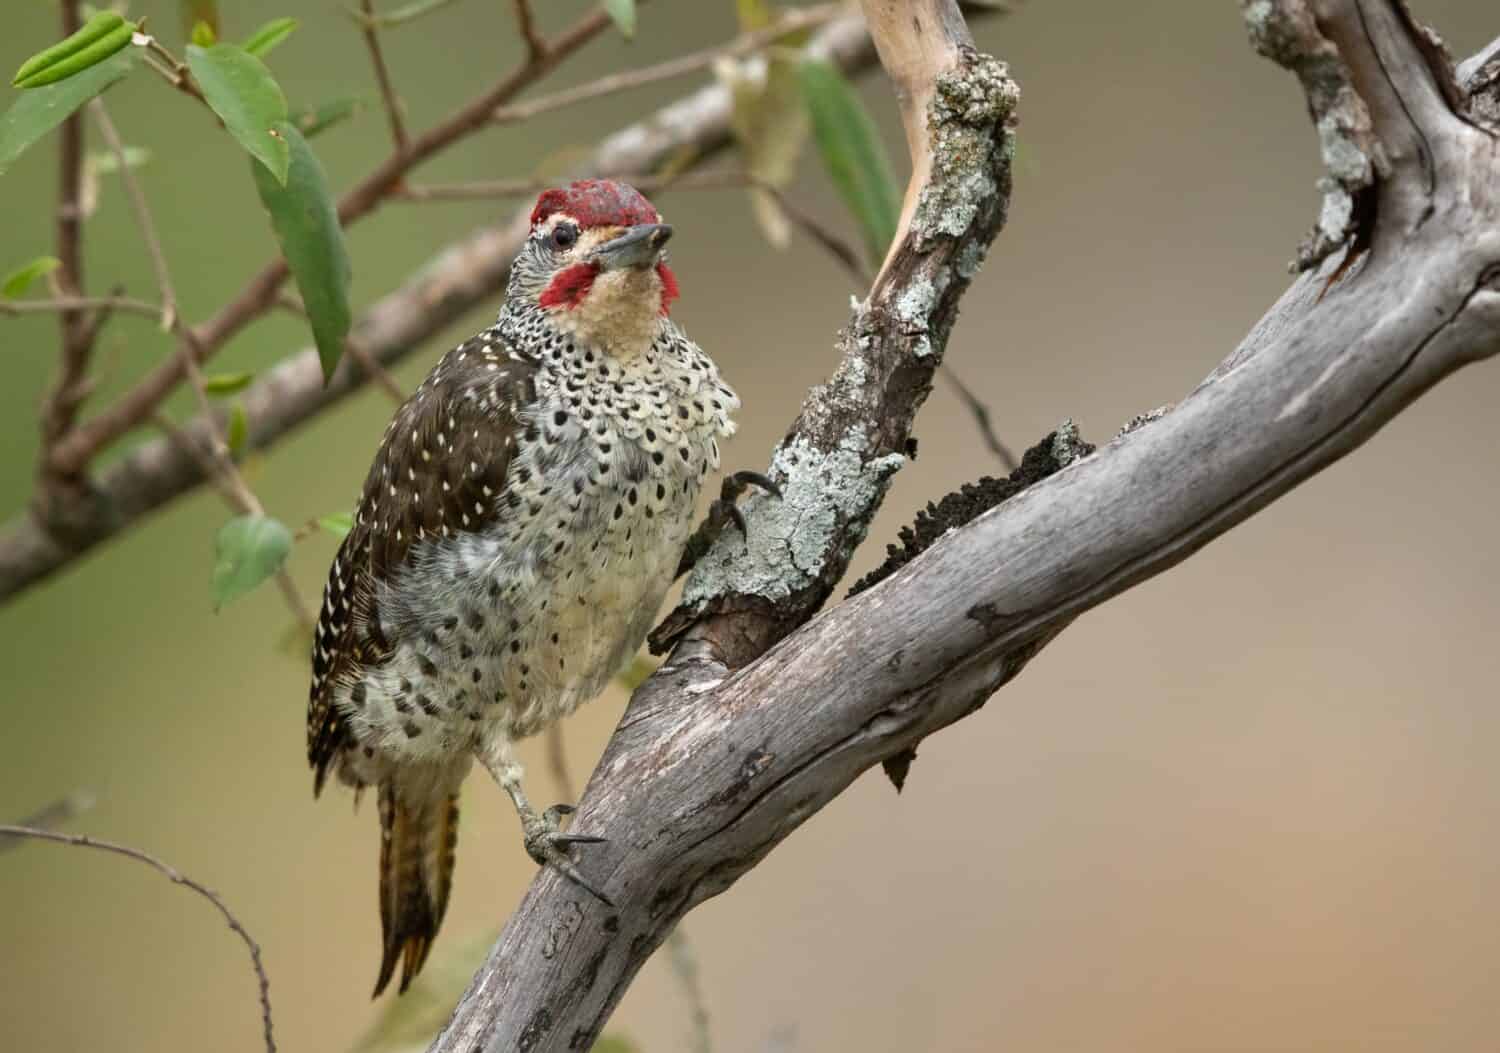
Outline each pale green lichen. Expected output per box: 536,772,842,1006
911,54,1018,247
956,241,987,280
680,428,906,606
1049,419,1090,468
894,275,937,328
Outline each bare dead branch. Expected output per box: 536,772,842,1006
0,824,275,1053
434,2,1018,1043
358,0,410,152
429,7,1500,1050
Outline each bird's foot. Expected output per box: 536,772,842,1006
522,803,613,906
676,470,783,578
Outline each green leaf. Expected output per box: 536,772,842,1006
180,1,220,39
241,17,298,59
798,56,901,266
289,97,361,139
203,370,254,396
0,46,137,177
12,11,133,89
226,402,249,457
211,515,291,611
252,120,351,381
1,256,61,298
317,512,353,538
190,21,218,48
602,0,636,39
186,42,289,183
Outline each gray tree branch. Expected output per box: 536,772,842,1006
428,3,1500,1050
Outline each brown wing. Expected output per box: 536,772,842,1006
306,331,537,791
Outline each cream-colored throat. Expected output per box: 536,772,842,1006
553,266,665,362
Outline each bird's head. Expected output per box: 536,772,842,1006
510,179,679,360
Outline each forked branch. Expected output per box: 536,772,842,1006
430,4,1500,1050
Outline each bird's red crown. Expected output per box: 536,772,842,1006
530,179,660,229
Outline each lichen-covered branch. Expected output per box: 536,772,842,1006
433,2,1021,1048
651,12,1020,665
429,8,1499,1051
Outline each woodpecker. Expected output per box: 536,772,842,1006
306,180,766,996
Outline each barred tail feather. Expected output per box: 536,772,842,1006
374,781,461,997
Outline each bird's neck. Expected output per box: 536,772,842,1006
500,296,669,369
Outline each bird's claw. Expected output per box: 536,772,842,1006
674,468,784,579
716,469,782,546
726,469,782,502
523,803,613,906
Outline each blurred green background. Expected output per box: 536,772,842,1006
3,2,1499,1051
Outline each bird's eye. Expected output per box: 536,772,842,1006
550,223,579,251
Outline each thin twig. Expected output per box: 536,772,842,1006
0,824,276,1053
938,364,1017,471
358,0,410,152
40,0,91,454
347,337,406,404
393,166,754,202
76,284,128,348
513,0,547,62
141,35,208,106
491,4,839,124
767,185,872,285
90,101,176,331
278,292,405,404
0,295,163,320
0,790,96,855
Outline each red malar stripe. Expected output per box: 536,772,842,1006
657,263,679,316
538,262,599,310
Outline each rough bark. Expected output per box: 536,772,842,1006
429,3,1500,1050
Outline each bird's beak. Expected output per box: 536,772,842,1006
589,223,673,271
